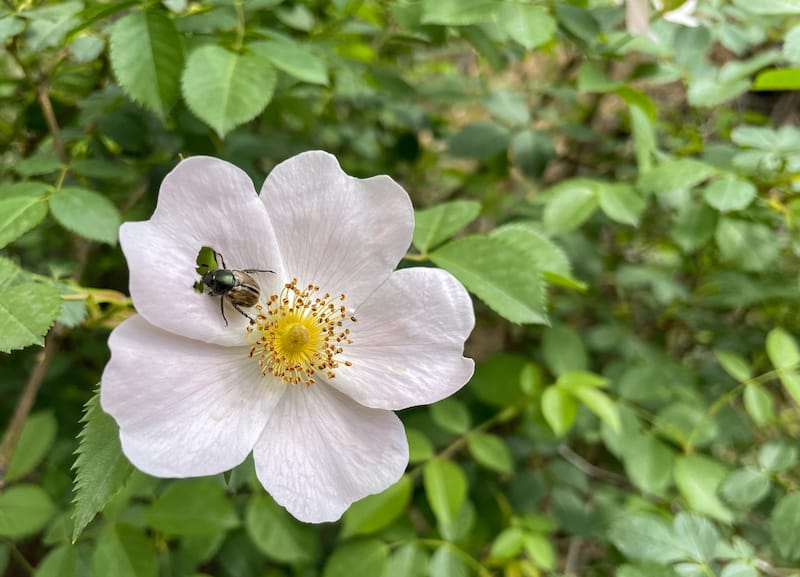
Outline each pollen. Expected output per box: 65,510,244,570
247,278,355,386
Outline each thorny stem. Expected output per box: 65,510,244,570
0,328,62,490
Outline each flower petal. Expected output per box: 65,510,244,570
260,151,414,307
101,315,284,477
664,0,699,27
253,383,408,523
329,267,475,410
122,156,284,346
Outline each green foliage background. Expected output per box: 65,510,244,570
2,0,800,576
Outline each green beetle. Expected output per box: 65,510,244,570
198,250,273,326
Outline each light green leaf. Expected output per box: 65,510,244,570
784,25,800,64
720,468,771,508
49,187,121,245
541,386,577,437
714,350,752,382
622,434,674,495
147,478,238,535
766,327,800,371
33,545,79,577
0,195,49,249
407,429,434,463
770,493,800,562
674,455,733,523
0,16,25,43
423,459,467,528
0,484,54,539
385,544,428,577
495,3,556,50
70,35,105,64
249,38,328,85
743,384,775,426
430,398,471,434
0,282,61,353
732,0,800,14
447,121,511,159
703,177,756,212
429,546,470,577
323,539,389,577
421,0,500,25
568,385,621,434
342,476,412,537
542,325,588,376
758,440,798,473
92,524,158,577
486,91,530,127
542,179,601,235
672,513,720,563
6,411,57,482
629,103,657,172
599,184,646,226
109,9,185,118
71,393,134,542
413,200,481,253
671,203,717,253
13,154,63,177
25,1,82,51
182,45,278,137
715,218,779,273
467,433,513,473
754,68,800,91
510,130,555,178
245,494,318,563
430,235,548,324
638,159,718,196
490,527,525,559
608,514,684,563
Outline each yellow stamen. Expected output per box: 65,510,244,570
247,278,355,386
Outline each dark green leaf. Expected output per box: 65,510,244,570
447,121,510,159
245,494,318,563
322,539,389,577
342,476,412,537
542,325,588,376
5,411,57,482
770,493,800,562
91,524,158,577
0,484,54,539
147,478,238,536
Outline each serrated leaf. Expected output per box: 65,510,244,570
0,195,48,249
542,179,601,235
342,476,412,537
495,3,556,50
49,187,121,245
6,411,57,482
249,38,327,85
541,386,577,436
109,9,184,118
323,539,389,577
703,177,756,212
245,494,319,563
91,524,158,577
147,478,238,536
71,393,134,542
467,433,513,473
447,121,510,159
674,455,733,523
599,184,646,226
430,235,548,324
413,200,481,253
0,282,61,353
182,45,277,137
423,459,467,528
0,484,54,539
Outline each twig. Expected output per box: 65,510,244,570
563,537,583,576
0,328,62,490
37,83,67,164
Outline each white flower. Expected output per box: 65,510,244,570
100,151,475,523
616,0,699,39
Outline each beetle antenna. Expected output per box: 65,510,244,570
216,251,227,269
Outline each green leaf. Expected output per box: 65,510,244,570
784,25,800,64
429,546,470,577
542,179,601,236
385,544,428,577
714,350,752,382
0,282,61,353
674,455,734,523
703,177,757,212
430,235,548,325
109,9,185,118
430,398,471,434
770,493,800,562
758,440,798,473
407,429,434,463
413,200,481,253
629,103,657,172
486,91,530,127
672,513,720,563
743,384,775,426
249,38,328,85
342,476,412,537
323,539,389,577
470,353,528,407
13,154,63,177
638,159,718,196
490,527,525,559
421,0,500,25
495,3,556,50
541,386,577,437
467,433,513,473
182,45,278,137
715,218,779,273
622,435,674,495
608,514,684,563
0,16,25,43
0,195,49,249
423,459,467,528
92,524,158,577
0,484,54,539
6,411,57,482
754,68,800,90
25,1,82,51
522,532,556,570
147,478,238,536
510,130,555,178
447,121,510,159
245,494,319,563
70,35,105,64
568,385,621,434
71,393,134,542
49,187,121,245
720,468,771,508
766,327,800,372
542,325,588,376
732,0,800,15
671,203,717,253
34,545,79,577
599,184,646,226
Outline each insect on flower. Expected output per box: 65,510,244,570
195,248,273,326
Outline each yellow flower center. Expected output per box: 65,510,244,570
247,278,355,386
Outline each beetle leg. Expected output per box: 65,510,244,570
242,268,275,274
232,303,256,324
219,297,229,327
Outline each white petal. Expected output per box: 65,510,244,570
122,156,284,346
328,268,474,410
253,383,408,523
101,315,285,477
664,0,699,27
260,151,414,308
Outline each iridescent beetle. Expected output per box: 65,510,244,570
194,248,273,326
